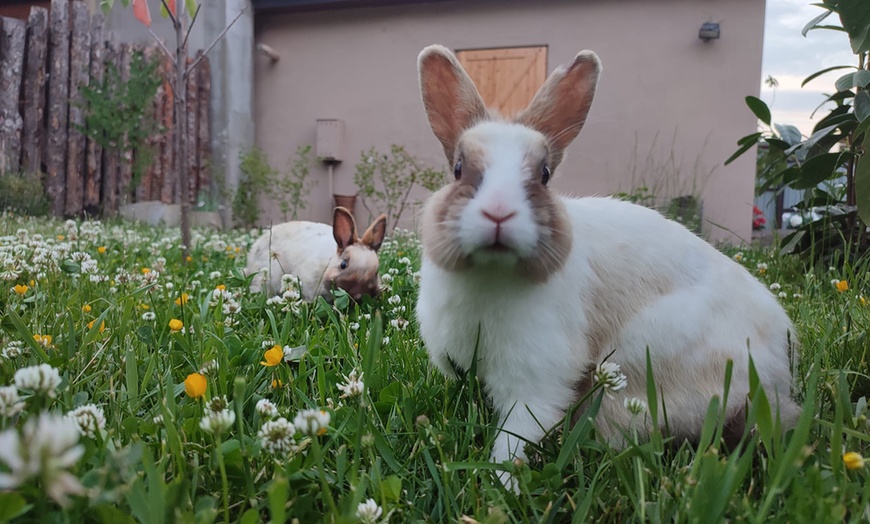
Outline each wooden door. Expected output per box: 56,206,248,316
456,46,547,118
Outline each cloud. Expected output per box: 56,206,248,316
761,0,856,135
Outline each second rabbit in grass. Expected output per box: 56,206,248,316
246,207,387,301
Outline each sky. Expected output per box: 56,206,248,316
760,0,857,136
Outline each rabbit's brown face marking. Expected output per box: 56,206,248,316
325,245,381,300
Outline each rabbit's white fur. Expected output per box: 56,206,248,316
246,209,386,302
247,221,345,301
415,45,798,469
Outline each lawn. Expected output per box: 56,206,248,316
1,211,869,523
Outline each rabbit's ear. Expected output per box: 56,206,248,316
361,214,387,252
418,45,488,162
516,51,601,166
333,207,358,251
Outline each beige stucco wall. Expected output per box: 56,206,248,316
254,0,765,243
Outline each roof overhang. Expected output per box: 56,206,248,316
252,0,453,14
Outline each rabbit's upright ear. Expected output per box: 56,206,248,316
361,214,387,252
516,51,601,168
418,45,488,162
333,207,358,251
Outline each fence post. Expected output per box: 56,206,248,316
46,0,70,216
21,7,48,176
84,14,105,214
0,17,26,176
101,34,120,216
65,0,91,216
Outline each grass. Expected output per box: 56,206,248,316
0,211,870,523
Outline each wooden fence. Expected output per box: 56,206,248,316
0,0,211,217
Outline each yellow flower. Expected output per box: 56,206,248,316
82,304,92,313
234,247,241,253
169,319,183,332
87,320,106,333
56,234,64,241
184,373,207,398
261,344,284,367
186,255,193,263
139,304,150,310
174,293,190,306
28,279,34,286
33,334,52,347
12,284,28,295
861,295,868,307
201,257,208,262
228,254,235,260
141,267,151,274
844,451,865,470
97,246,107,254
215,284,226,291
836,280,849,293
271,378,284,389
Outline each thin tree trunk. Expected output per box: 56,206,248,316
0,17,27,176
65,1,91,216
175,15,191,258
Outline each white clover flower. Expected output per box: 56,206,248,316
209,271,222,280
256,398,279,418
66,404,106,438
778,291,787,299
205,395,230,417
356,498,384,524
152,414,164,424
199,409,235,435
397,256,411,266
757,263,768,271
593,362,627,394
2,340,25,359
261,339,276,349
142,312,156,321
0,386,24,417
388,268,399,276
793,293,802,299
0,412,85,507
382,336,390,345
831,279,841,287
282,288,301,302
337,370,365,399
258,417,297,455
732,252,744,262
349,322,360,332
293,408,330,437
380,273,393,284
387,295,401,306
14,364,62,398
199,359,218,376
769,283,781,291
789,214,802,228
389,318,408,331
624,397,648,416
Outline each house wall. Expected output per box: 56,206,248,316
253,0,766,243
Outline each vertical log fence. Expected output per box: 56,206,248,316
0,0,212,217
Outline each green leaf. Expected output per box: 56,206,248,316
185,0,197,16
855,90,870,121
745,96,771,125
856,131,870,225
100,0,115,16
802,8,833,36
801,64,854,87
0,493,30,521
726,132,762,166
267,476,288,524
835,72,857,92
839,0,870,54
774,123,803,145
380,475,402,503
793,152,850,189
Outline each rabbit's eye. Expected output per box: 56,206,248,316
340,260,348,270
542,164,551,186
453,159,462,180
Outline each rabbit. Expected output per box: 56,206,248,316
246,207,387,302
414,44,799,472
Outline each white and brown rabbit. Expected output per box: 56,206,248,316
246,207,387,302
414,45,799,471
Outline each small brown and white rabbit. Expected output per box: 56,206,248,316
246,207,387,302
414,45,799,470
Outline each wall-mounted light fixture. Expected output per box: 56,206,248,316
699,22,720,42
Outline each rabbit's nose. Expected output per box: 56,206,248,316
482,210,516,224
